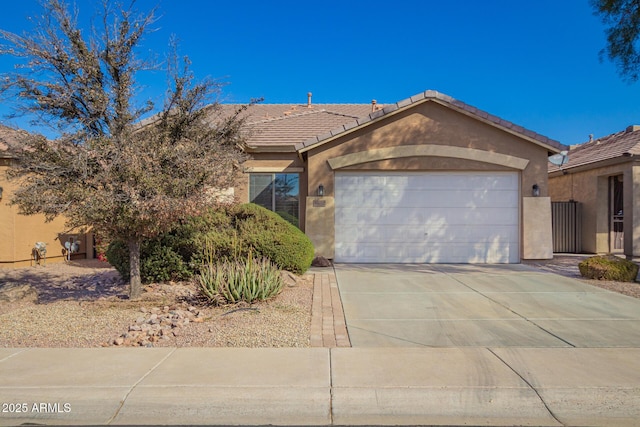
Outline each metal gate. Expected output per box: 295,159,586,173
551,201,582,253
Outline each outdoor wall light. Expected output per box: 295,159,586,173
532,184,540,197
317,184,324,197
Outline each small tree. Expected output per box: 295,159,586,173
0,0,251,298
592,0,640,82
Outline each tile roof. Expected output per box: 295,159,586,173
0,124,28,158
2,90,567,158
217,103,375,148
295,90,566,153
548,125,640,173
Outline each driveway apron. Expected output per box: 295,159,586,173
334,263,640,347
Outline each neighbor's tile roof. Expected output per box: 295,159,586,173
548,126,640,173
0,124,27,157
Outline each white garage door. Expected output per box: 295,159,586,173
334,172,519,263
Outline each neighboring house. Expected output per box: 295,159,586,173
548,125,640,257
0,125,90,267
233,90,566,263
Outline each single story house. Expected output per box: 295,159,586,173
548,125,640,257
233,90,567,263
0,125,90,267
1,90,566,267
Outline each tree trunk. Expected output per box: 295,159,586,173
128,238,142,299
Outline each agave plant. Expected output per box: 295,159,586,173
198,241,284,305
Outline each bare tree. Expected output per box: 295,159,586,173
592,0,640,82
0,0,250,298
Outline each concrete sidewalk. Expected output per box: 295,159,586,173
1,347,640,426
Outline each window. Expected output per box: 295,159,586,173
249,173,300,227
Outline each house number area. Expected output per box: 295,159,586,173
2,402,72,413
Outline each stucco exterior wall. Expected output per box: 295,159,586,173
522,197,553,259
1,162,88,267
306,102,549,197
305,196,334,258
548,161,640,256
303,101,553,261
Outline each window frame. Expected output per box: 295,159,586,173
249,172,300,224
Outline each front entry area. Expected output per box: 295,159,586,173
334,171,519,263
610,174,624,253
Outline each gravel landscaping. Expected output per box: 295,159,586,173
0,260,313,348
1,255,639,348
523,255,640,299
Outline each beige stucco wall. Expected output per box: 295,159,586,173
305,103,550,199
522,197,553,259
303,101,554,261
1,162,89,267
548,161,638,255
305,196,334,258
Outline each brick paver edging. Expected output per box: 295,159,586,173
310,269,351,347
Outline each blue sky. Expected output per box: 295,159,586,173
1,0,639,147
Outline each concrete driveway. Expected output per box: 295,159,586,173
334,263,640,347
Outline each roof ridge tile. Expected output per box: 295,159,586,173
246,108,328,125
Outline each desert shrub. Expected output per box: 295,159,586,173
275,210,299,228
105,239,191,283
231,204,314,274
105,240,130,280
578,255,639,282
106,203,314,283
140,242,192,283
198,247,284,305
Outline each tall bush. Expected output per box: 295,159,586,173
106,203,314,283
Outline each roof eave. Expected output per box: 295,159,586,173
433,99,567,154
244,144,298,153
295,90,567,155
548,155,637,177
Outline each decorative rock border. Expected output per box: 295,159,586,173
108,305,206,347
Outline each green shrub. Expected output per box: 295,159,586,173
105,239,191,283
275,210,299,228
105,240,130,280
198,249,284,305
578,255,639,282
141,243,192,283
106,203,314,283
231,204,314,274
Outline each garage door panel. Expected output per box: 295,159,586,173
425,225,518,244
375,189,518,209
335,172,520,264
338,209,518,228
334,243,516,263
434,207,518,226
